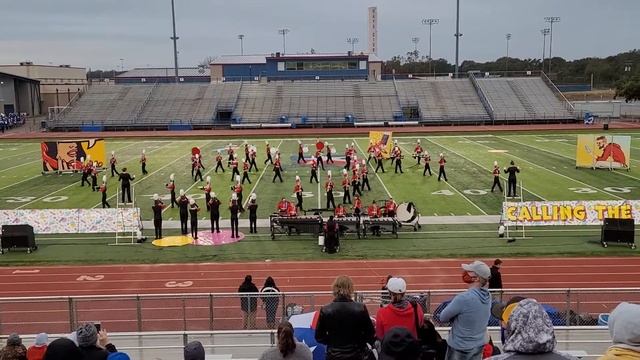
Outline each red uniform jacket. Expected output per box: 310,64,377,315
342,178,350,189
439,158,446,166
335,206,346,217
325,180,334,192
231,160,238,169
368,205,379,218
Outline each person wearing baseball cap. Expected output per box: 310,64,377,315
376,277,424,341
439,260,492,360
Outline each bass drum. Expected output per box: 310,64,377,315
396,202,421,231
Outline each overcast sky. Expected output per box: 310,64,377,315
1,0,638,70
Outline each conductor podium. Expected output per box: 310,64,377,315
1,224,37,254
601,218,635,249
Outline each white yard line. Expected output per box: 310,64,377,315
397,142,487,215
427,138,547,201
352,138,392,197
317,171,322,209
243,140,284,209
466,137,626,200
0,159,41,173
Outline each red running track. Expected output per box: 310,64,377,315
1,257,639,334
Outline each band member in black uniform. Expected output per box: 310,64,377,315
140,149,148,175
272,155,283,183
208,192,221,233
241,160,251,184
166,173,178,208
423,152,432,176
194,154,204,182
310,159,319,184
315,148,325,171
90,162,99,191
230,155,240,182
437,153,447,182
99,175,110,208
325,142,334,164
215,151,225,173
341,170,351,205
110,151,118,177
229,193,240,238
244,143,251,163
191,152,197,179
491,161,503,193
118,167,135,203
201,176,212,210
325,171,336,209
360,160,371,191
226,143,235,166
351,165,362,197
297,140,306,164
375,149,385,173
178,189,189,235
247,193,258,234
504,160,520,197
189,198,200,239
249,146,258,172
152,194,166,239
264,141,273,165
390,141,399,166
294,176,304,211
395,152,403,174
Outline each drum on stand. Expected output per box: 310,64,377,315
396,202,421,231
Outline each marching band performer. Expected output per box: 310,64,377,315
226,143,235,166
325,142,334,164
394,147,403,174
209,192,221,233
110,151,118,177
353,194,362,219
325,170,336,209
297,140,306,164
390,140,399,166
178,189,189,235
491,161,503,193
361,159,371,191
315,147,325,171
272,154,283,183
194,154,204,182
277,197,291,216
215,151,225,173
232,175,244,210
310,158,319,184
241,159,251,184
152,194,166,239
264,141,273,165
191,150,198,179
423,151,432,176
438,153,447,182
414,140,424,165
189,198,200,240
366,140,376,165
344,144,352,170
166,173,178,208
287,199,298,217
334,203,347,218
351,164,362,197
230,154,240,182
385,197,398,217
249,146,258,172
99,175,110,208
201,176,212,210
341,169,351,205
247,193,258,234
229,193,240,238
504,160,520,198
118,167,135,203
80,157,90,187
367,200,380,218
375,149,385,173
90,161,99,191
140,149,148,175
244,143,251,163
294,175,304,211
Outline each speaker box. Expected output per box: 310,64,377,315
1,224,37,254
601,218,635,249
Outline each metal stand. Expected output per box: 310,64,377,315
110,185,142,245
504,180,531,240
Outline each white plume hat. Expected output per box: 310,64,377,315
295,175,300,181
417,139,421,144
93,161,98,166
362,159,366,165
111,151,115,155
250,193,257,200
102,175,107,183
211,192,216,197
494,161,498,166
327,170,332,177
80,156,84,162
342,169,347,175
153,194,159,200
235,175,240,182
345,144,349,149
142,149,145,154
265,140,269,144
206,176,211,182
440,153,444,157
170,173,174,180
180,189,185,196
189,198,195,205
231,193,237,200
324,142,328,146
353,155,358,161
298,140,302,144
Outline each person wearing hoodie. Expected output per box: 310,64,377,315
487,299,576,360
26,333,48,360
439,260,492,360
76,323,118,360
376,277,424,341
42,338,82,360
599,302,640,360
239,275,259,329
1,333,27,360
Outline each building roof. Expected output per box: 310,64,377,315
211,52,383,65
0,71,40,83
117,67,210,78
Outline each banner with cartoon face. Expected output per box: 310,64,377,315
576,135,631,169
368,131,393,159
41,139,106,173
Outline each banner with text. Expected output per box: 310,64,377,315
502,200,639,226
0,208,140,234
41,138,106,173
368,131,393,159
575,135,631,169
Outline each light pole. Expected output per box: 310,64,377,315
540,28,550,71
278,28,290,54
347,37,359,53
505,33,511,74
454,0,462,78
170,0,180,83
119,58,124,72
544,16,560,74
238,34,245,55
421,18,439,75
411,37,420,53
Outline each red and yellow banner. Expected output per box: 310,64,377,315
503,200,639,226
576,135,631,169
41,139,106,173
368,131,393,159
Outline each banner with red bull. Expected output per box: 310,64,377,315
41,139,106,173
368,131,393,159
576,135,631,169
502,200,640,226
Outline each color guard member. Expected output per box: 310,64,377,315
491,161,503,193
152,194,166,239
325,170,336,209
215,151,225,173
209,192,221,233
189,198,200,240
178,189,189,235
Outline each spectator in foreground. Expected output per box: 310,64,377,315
184,341,205,360
239,275,259,329
489,259,503,290
439,260,492,360
261,276,281,329
76,323,117,360
0,333,27,360
380,274,393,308
259,321,312,360
315,275,375,360
27,333,48,360
42,338,82,360
376,277,424,340
487,298,577,360
106,352,130,360
379,327,421,360
599,302,640,360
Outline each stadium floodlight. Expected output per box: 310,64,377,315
119,58,124,72
505,34,512,73
347,37,359,53
540,28,550,70
170,0,180,83
421,18,440,75
278,28,290,55
238,34,245,56
454,0,462,78
411,37,420,53
544,17,560,74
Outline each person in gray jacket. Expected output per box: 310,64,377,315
439,260,492,360
259,321,312,360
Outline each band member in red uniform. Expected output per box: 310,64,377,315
247,193,258,234
438,153,447,182
99,175,110,208
110,151,118,177
152,194,166,239
414,139,424,165
80,157,90,187
277,197,290,216
229,193,240,238
344,144,351,170
249,146,258,172
230,155,240,182
341,169,351,204
375,149,385,173
390,140,399,166
366,140,376,165
272,155,283,183
325,142,334,164
208,192,221,233
140,149,148,175
241,160,251,184
232,175,244,210
90,161,99,191
504,160,520,198
385,197,397,217
353,194,362,219
325,170,336,209
491,161,503,193
166,173,178,208
360,160,371,191
310,158,319,184
334,203,347,218
226,143,235,166
287,201,298,217
191,151,197,179
423,151,432,176
264,141,273,165
194,154,204,182
244,143,250,163
595,136,628,168
294,175,304,211
351,165,362,197
297,140,306,163
315,148,325,171
201,176,212,210
368,201,380,218
394,146,403,174
215,151,225,173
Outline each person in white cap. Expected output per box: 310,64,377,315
440,260,492,360
375,277,424,341
241,159,251,184
491,161,503,193
232,175,244,211
361,159,371,191
423,151,432,177
178,189,189,235
99,175,110,208
109,151,118,177
249,145,258,172
140,149,148,175
208,192,221,233
152,194,166,239
229,193,240,238
297,140,306,164
189,198,200,239
247,193,258,233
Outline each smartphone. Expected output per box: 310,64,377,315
94,322,101,332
